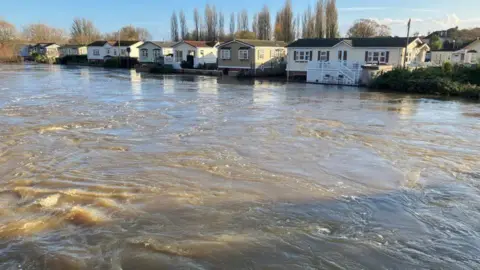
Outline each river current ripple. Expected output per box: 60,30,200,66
0,65,479,269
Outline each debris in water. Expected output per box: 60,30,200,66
36,194,61,208
66,206,108,226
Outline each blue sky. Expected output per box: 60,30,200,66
2,0,480,40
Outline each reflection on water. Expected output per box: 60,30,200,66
0,64,479,269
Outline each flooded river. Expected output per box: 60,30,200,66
0,64,479,269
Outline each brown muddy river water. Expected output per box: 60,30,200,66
0,65,479,269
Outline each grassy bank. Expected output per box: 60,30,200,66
369,64,480,99
0,43,22,63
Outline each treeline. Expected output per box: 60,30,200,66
170,0,339,42
0,18,152,46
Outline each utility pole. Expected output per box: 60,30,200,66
118,31,121,67
403,18,411,68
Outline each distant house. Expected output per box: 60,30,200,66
18,44,33,59
138,41,176,64
422,30,454,45
87,41,114,63
430,38,479,65
59,45,87,57
87,40,143,63
217,39,287,75
286,37,429,85
111,40,144,59
171,40,219,68
31,43,60,58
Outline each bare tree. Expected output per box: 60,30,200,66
252,13,258,38
136,27,152,40
218,12,225,41
347,19,391,37
239,10,249,32
212,6,218,41
292,14,298,40
274,0,294,42
257,5,271,40
70,18,101,45
200,20,207,40
23,24,68,43
193,8,200,41
378,25,391,37
204,4,218,41
325,0,338,38
230,12,235,37
237,13,241,35
171,12,179,42
179,11,188,40
314,0,324,38
0,20,16,44
301,6,315,38
114,25,151,41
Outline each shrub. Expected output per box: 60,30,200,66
442,62,453,74
150,65,174,74
103,57,138,69
180,61,193,69
369,66,480,99
59,55,88,64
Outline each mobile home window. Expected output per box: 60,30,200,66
295,50,310,62
274,49,283,57
319,51,328,61
258,49,264,59
93,49,100,56
239,49,249,60
220,49,231,60
153,49,161,58
367,51,387,63
141,49,148,57
175,50,183,60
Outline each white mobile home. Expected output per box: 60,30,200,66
430,38,479,65
87,40,143,63
172,40,219,68
59,45,88,57
286,37,429,85
138,41,176,64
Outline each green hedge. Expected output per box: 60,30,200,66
369,65,480,99
58,55,88,64
150,65,174,74
103,57,139,69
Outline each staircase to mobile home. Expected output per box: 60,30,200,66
306,61,362,86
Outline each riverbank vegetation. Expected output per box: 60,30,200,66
369,64,480,99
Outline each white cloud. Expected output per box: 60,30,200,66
366,14,480,36
339,7,387,12
409,8,442,13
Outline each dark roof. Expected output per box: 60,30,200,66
59,44,85,49
112,40,141,46
287,37,421,48
430,48,456,52
425,30,448,38
34,43,56,48
141,41,177,48
461,39,479,49
88,41,111,47
468,50,477,53
287,38,343,47
430,39,479,52
177,40,217,48
221,39,287,47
